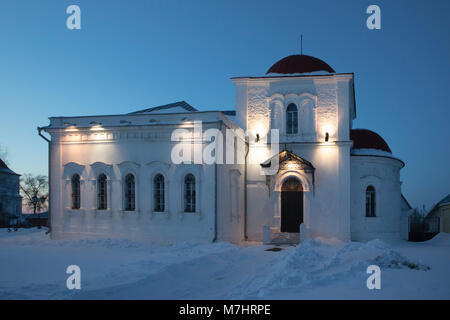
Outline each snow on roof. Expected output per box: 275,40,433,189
351,148,393,157
401,194,413,210
129,101,198,114
0,158,8,169
350,148,404,166
221,110,236,116
0,158,19,176
427,194,450,218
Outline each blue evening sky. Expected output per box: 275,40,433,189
0,0,449,209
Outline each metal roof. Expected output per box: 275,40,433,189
129,101,198,114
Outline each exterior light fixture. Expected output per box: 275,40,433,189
90,121,102,125
120,120,132,124
255,133,260,143
325,132,329,142
63,122,76,126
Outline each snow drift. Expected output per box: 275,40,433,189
228,239,430,298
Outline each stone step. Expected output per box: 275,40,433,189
270,231,300,245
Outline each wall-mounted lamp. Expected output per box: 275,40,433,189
120,120,132,125
325,132,329,142
90,121,102,125
255,133,260,143
63,122,76,126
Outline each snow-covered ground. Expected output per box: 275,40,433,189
0,228,449,299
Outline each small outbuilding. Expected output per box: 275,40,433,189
0,158,22,228
427,194,450,234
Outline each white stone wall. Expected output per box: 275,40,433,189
233,74,355,242
350,155,403,240
46,112,244,244
244,142,352,242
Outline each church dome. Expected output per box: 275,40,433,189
350,129,392,153
267,54,335,75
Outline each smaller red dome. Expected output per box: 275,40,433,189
350,129,392,153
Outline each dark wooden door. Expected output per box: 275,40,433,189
281,178,303,233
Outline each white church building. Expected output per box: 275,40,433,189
39,53,411,244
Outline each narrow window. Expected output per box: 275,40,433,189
184,174,196,213
71,174,81,209
366,185,376,217
124,174,135,211
286,103,298,134
153,174,165,212
97,174,107,210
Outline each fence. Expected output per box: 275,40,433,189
408,216,440,241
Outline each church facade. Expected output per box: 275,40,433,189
40,54,411,244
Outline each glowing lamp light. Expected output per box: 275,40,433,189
286,162,298,169
322,124,334,143
64,126,78,132
63,122,78,132
251,122,269,144
90,124,104,131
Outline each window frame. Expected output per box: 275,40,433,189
124,173,136,211
365,185,376,217
286,103,298,135
153,173,165,212
71,174,81,210
184,173,196,213
97,173,108,210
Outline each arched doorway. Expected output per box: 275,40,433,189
281,177,303,233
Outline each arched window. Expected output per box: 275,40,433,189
184,174,196,213
97,174,107,210
124,174,135,211
153,174,165,212
286,103,298,134
366,185,376,217
71,174,81,209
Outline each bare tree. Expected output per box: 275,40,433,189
20,174,48,214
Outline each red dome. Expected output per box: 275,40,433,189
267,54,335,74
350,129,392,153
